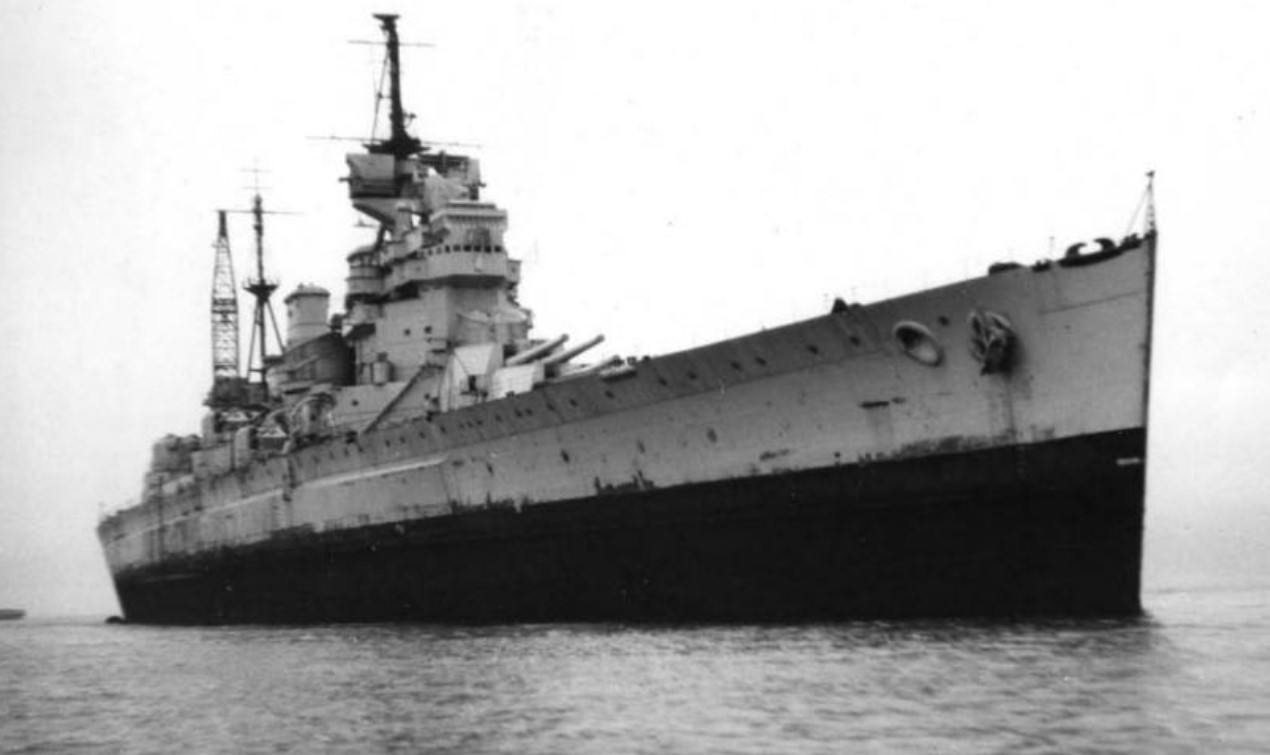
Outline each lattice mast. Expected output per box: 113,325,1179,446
210,210,240,382
242,192,285,388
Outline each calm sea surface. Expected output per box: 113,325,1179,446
3,585,1268,754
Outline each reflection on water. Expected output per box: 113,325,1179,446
2,587,1268,754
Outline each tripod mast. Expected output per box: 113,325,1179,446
241,192,285,389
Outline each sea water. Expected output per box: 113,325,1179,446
3,585,1268,754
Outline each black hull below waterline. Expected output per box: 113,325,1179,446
113,428,1145,625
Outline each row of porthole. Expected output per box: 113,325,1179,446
558,426,717,465
435,402,548,435
421,244,505,256
650,337,873,386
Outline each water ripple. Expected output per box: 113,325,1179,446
3,587,1268,754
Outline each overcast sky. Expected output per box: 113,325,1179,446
2,0,1269,616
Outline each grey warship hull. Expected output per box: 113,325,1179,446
103,232,1156,624
114,427,1144,624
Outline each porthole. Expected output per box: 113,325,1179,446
892,321,943,366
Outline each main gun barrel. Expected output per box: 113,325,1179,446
541,335,605,367
506,334,569,366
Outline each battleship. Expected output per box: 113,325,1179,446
98,14,1157,624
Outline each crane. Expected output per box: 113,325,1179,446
210,210,240,383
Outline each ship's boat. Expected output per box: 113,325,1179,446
0,609,25,621
97,14,1158,624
